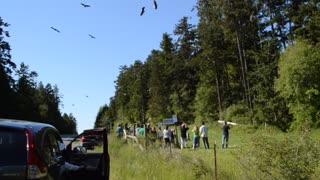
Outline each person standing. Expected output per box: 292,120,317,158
157,126,163,148
163,125,171,148
138,124,145,136
221,121,230,148
116,123,123,139
192,125,200,149
170,128,176,144
150,126,157,145
199,122,210,149
180,122,189,149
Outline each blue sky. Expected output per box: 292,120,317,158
1,0,198,133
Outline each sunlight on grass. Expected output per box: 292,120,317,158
108,122,320,180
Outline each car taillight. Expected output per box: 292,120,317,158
80,135,84,146
25,129,48,179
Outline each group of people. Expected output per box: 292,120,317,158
182,121,230,149
181,122,210,149
116,121,231,149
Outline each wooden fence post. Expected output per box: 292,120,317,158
144,123,147,148
214,140,217,180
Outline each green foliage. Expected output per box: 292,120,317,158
236,128,320,179
109,122,320,179
95,105,109,128
250,95,291,131
108,0,319,132
169,17,199,122
291,0,320,44
145,50,170,123
193,78,219,122
109,135,214,180
61,113,77,134
0,17,16,118
275,40,320,129
223,102,251,124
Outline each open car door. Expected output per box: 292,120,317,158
64,128,110,180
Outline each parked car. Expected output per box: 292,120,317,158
81,135,100,150
0,118,110,180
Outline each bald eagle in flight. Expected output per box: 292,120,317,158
140,7,145,16
50,27,60,33
81,3,90,8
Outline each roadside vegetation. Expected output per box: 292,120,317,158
0,1,319,178
95,0,320,137
109,123,320,180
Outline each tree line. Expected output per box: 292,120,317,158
95,0,320,131
0,17,77,134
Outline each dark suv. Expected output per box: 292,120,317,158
81,135,100,150
0,119,109,180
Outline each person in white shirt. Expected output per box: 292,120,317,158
157,126,163,147
199,122,210,149
163,125,171,148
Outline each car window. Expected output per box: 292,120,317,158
69,134,103,153
42,132,62,164
0,128,27,164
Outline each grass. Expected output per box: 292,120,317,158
108,122,320,180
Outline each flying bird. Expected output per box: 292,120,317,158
50,27,60,33
81,3,90,8
140,7,145,16
89,34,96,39
153,0,158,10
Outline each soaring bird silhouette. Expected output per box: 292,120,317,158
81,3,90,8
140,7,145,16
50,27,60,33
153,0,158,10
89,34,96,39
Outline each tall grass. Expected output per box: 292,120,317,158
109,138,201,180
108,123,320,180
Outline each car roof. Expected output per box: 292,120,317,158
82,128,106,136
0,118,55,132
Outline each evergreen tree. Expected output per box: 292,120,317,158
95,105,109,128
145,50,170,123
114,65,131,122
14,63,39,121
127,60,149,123
196,0,232,119
171,17,199,122
0,17,16,118
61,113,78,134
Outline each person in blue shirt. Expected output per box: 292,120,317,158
221,121,230,148
116,123,123,139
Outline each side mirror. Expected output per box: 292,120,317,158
73,146,87,154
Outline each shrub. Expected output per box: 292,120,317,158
235,128,320,179
223,103,251,124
